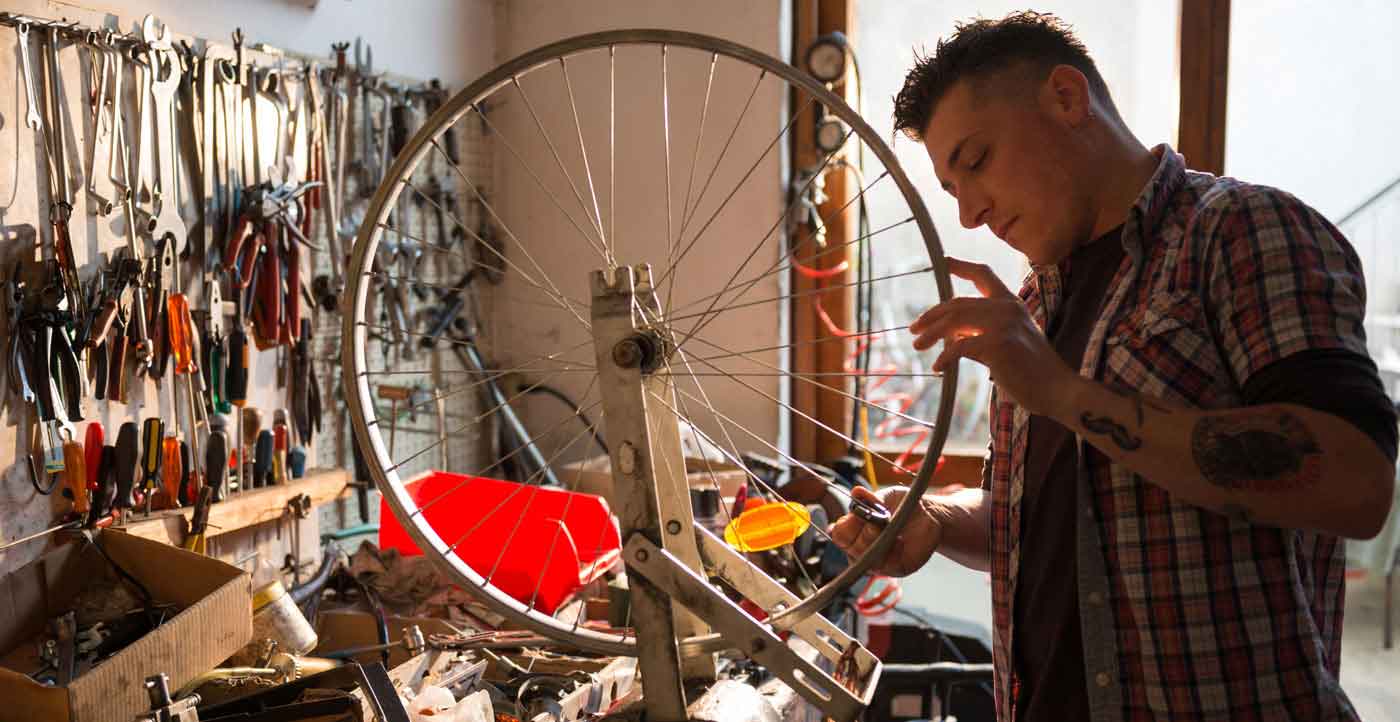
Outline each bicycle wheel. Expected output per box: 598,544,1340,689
342,29,956,658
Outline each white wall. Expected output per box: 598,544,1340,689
0,0,494,574
488,0,789,468
1225,0,1400,222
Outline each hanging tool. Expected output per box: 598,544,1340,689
272,409,289,486
61,440,89,516
241,407,263,490
253,429,273,489
178,441,195,507
206,420,229,502
83,422,104,495
376,385,411,458
139,418,164,513
141,15,189,255
88,445,119,527
159,435,181,509
113,422,140,519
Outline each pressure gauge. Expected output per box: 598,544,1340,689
815,116,848,154
804,32,848,84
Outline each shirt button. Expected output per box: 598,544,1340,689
1085,505,1095,518
1088,592,1104,605
1096,672,1112,688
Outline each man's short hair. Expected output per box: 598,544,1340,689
892,11,1117,140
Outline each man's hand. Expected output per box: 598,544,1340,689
829,486,942,577
909,257,1075,416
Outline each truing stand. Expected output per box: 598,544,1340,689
591,265,881,722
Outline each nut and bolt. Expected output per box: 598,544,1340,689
666,519,683,535
612,338,644,368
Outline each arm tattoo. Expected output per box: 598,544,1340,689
1081,412,1143,451
1191,411,1322,491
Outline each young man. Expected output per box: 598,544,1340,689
830,11,1396,722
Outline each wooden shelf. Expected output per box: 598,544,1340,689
117,468,353,546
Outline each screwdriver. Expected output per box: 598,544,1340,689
241,407,263,490
113,422,140,516
140,418,164,514
167,293,197,374
61,440,89,515
206,427,228,503
253,430,273,489
84,422,104,494
87,445,117,527
161,436,182,510
178,441,194,508
272,409,288,486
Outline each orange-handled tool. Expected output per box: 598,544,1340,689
84,422,104,492
161,437,182,508
167,293,197,375
62,441,89,514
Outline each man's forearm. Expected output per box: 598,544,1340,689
1053,374,1395,539
924,487,991,572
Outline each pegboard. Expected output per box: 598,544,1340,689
0,7,496,576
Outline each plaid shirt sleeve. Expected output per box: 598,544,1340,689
1201,186,1371,387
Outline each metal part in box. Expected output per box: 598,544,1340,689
0,530,252,722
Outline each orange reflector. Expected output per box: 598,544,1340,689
723,501,811,552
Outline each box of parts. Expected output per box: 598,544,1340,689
0,529,252,722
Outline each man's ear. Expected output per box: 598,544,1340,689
1042,64,1092,127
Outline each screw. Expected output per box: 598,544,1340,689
666,519,682,535
612,338,644,368
635,548,649,563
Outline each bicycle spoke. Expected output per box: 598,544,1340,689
645,387,844,549
679,330,936,432
658,98,818,293
446,412,603,559
508,78,610,260
665,128,853,349
408,389,603,517
676,341,928,472
676,67,767,240
559,57,611,265
666,265,932,325
426,141,596,333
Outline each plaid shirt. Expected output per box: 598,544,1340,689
983,146,1370,721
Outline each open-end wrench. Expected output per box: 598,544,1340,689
306,62,344,294
142,16,188,255
107,45,152,369
83,32,118,216
16,24,45,136
202,44,236,267
354,38,375,187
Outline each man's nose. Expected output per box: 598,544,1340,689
957,189,989,230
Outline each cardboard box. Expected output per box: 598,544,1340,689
0,530,252,722
561,454,748,505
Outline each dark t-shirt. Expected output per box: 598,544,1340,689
1011,228,1399,722
1014,225,1123,722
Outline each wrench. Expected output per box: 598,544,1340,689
16,24,44,134
306,62,344,290
83,32,117,216
142,16,188,253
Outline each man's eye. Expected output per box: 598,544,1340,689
968,151,987,170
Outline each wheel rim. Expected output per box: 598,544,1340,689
341,28,957,657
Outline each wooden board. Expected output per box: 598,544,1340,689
118,468,351,546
